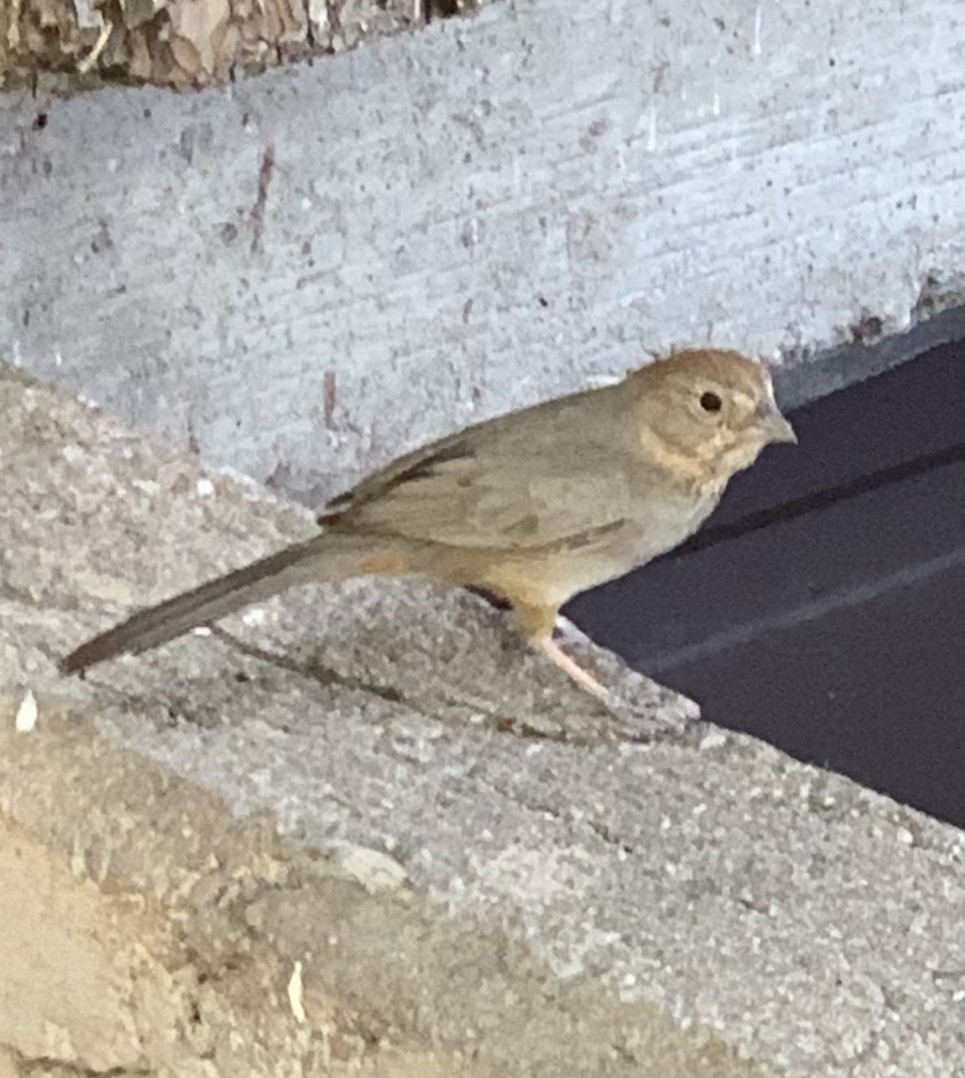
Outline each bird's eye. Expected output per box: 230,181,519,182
700,390,723,413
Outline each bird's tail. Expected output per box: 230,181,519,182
59,530,419,676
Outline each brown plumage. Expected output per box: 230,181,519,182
60,348,795,696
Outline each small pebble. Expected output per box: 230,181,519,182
15,690,38,733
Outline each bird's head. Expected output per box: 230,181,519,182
626,348,796,484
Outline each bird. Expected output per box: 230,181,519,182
59,348,796,697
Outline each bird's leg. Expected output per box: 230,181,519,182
537,635,609,699
513,602,609,700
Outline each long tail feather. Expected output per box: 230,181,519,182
59,531,404,675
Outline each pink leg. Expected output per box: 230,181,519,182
512,601,609,700
537,634,609,699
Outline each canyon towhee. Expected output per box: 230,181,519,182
60,348,795,696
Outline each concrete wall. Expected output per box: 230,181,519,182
1,0,962,504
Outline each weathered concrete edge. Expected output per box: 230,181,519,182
774,301,965,411
0,699,780,1078
2,361,963,1077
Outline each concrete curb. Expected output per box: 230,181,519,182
2,365,962,1076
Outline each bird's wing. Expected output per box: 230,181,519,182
321,395,634,551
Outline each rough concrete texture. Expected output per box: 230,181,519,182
3,369,965,1077
1,0,963,504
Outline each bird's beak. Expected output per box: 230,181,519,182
757,400,797,445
